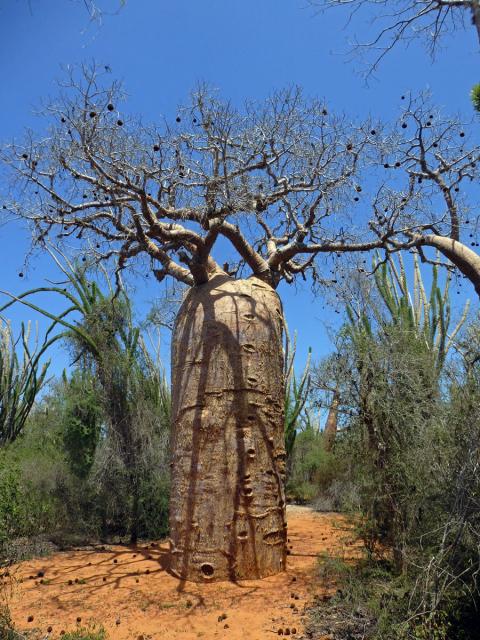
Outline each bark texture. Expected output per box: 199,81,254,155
323,391,339,453
169,274,287,582
422,234,480,297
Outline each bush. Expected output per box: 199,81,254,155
305,257,480,638
0,604,16,640
61,370,102,479
61,625,107,640
309,550,480,640
287,422,339,504
0,368,171,559
0,455,21,547
138,474,170,540
0,443,66,552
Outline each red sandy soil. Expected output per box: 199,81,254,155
7,506,361,640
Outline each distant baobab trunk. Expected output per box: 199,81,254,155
169,274,287,582
323,391,339,452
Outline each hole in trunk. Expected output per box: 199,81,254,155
244,313,255,320
247,448,256,458
238,531,248,540
243,343,256,353
247,376,258,384
263,529,284,545
200,563,215,578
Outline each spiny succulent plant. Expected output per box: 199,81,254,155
0,320,57,445
346,251,470,374
284,324,311,472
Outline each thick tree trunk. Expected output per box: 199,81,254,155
169,274,287,582
323,390,339,452
130,473,140,545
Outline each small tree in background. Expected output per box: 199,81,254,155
60,368,103,479
322,389,339,453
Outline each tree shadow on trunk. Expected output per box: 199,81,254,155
169,275,287,586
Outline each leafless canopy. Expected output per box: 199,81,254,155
2,65,480,292
310,1,480,73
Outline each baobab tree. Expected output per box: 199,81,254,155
1,65,479,581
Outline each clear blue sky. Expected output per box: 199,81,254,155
0,0,478,377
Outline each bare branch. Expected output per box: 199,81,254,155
2,66,480,293
309,1,480,75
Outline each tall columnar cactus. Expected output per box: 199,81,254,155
367,252,469,371
0,321,57,445
284,325,311,474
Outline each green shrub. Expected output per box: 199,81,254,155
306,257,480,639
0,357,171,554
61,625,107,640
287,422,339,504
0,603,16,640
0,454,21,546
287,481,319,504
138,474,170,539
62,370,103,479
310,551,480,640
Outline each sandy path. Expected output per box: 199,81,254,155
7,507,356,639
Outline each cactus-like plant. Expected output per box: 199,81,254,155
368,252,469,371
344,251,469,465
284,324,311,473
346,253,468,370
0,320,59,445
0,251,139,366
343,253,470,572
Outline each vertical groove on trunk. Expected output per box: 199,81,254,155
169,274,287,582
